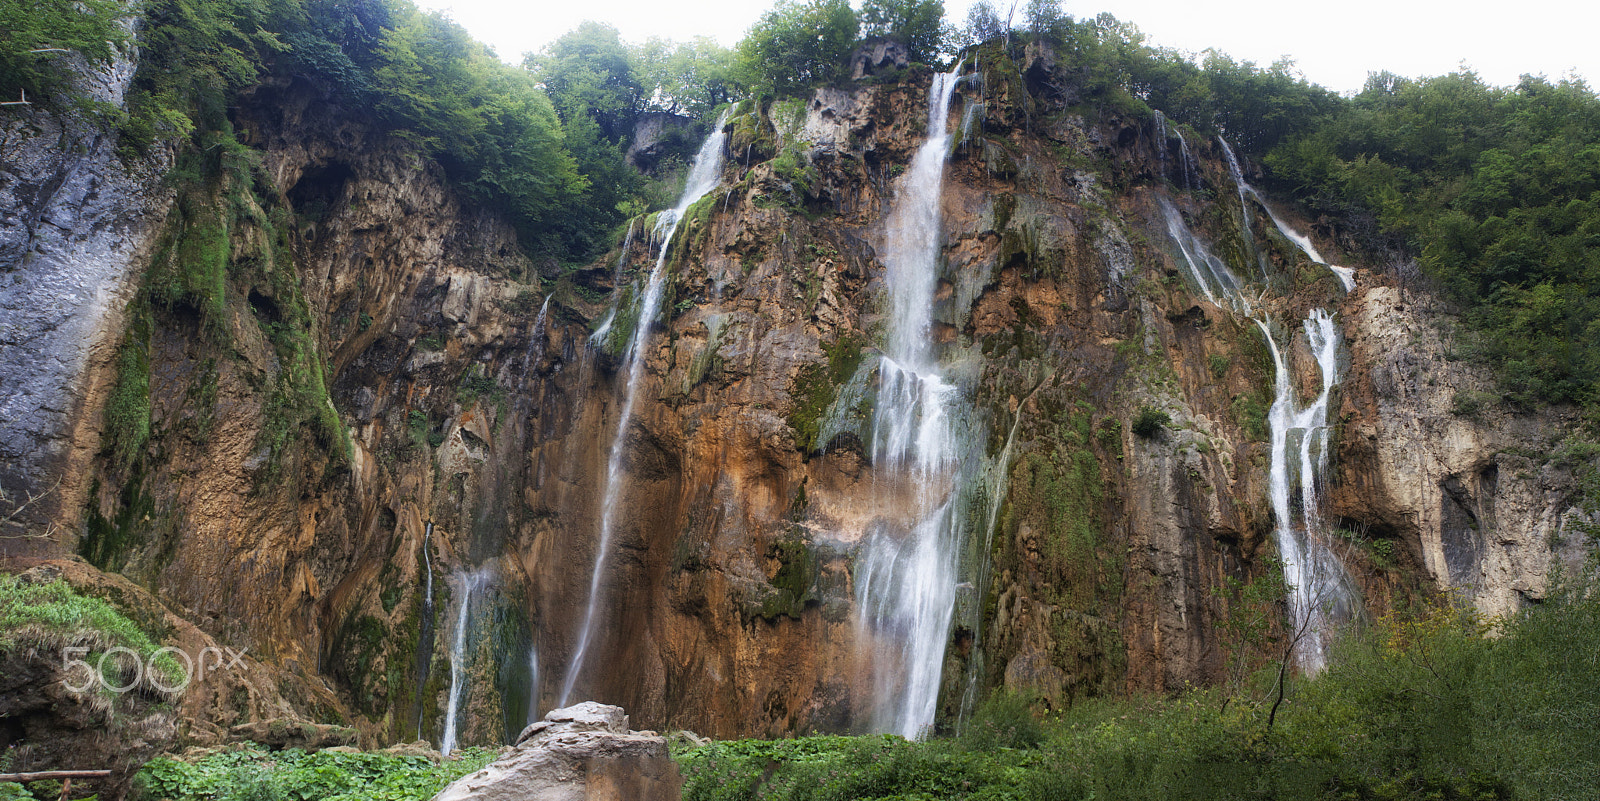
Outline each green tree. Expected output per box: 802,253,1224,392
631,35,738,119
734,0,858,97
526,21,641,139
962,0,1005,48
859,0,948,64
0,0,129,105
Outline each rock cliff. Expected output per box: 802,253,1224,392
1,42,1590,752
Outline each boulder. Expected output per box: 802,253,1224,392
850,37,909,80
430,702,681,801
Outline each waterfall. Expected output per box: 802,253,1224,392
855,67,969,739
1259,310,1356,670
523,296,550,376
561,112,729,707
1153,110,1197,190
1154,110,1168,181
1175,129,1198,190
590,222,637,345
415,521,436,740
440,567,490,755
1160,196,1357,671
526,644,540,727
1218,138,1355,292
956,379,1037,729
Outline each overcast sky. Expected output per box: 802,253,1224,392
414,0,1598,95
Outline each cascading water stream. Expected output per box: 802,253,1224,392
440,567,490,755
1161,193,1357,671
854,67,969,739
414,522,436,740
560,112,729,707
1218,138,1355,292
1258,310,1355,669
523,296,551,376
526,644,540,726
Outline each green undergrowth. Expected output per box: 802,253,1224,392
678,559,1600,800
132,745,498,801
0,574,183,695
788,336,866,453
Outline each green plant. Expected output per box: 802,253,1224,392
0,573,183,695
134,744,498,801
1131,407,1170,438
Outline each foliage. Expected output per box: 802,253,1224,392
374,6,586,257
0,0,129,106
1264,72,1600,410
630,36,739,119
859,0,949,65
677,562,1600,799
734,0,860,98
1130,406,1169,438
0,573,183,692
133,745,498,801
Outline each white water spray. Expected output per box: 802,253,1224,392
562,113,728,706
855,68,969,739
1161,195,1356,671
1218,138,1355,292
526,644,540,726
440,567,490,755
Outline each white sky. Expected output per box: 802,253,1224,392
416,0,1599,95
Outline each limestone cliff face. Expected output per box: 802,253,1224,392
1,45,1590,751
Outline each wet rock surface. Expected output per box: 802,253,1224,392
0,44,1585,755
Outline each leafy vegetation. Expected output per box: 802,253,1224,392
0,573,183,694
678,560,1600,799
1130,407,1169,438
735,0,860,97
0,0,128,107
133,745,498,801
1262,72,1600,410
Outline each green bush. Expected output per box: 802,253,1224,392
734,0,859,97
1130,407,1169,438
133,745,498,801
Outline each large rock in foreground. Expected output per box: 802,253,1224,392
430,703,681,801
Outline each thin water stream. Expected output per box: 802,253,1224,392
561,113,729,706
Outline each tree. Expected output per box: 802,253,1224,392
734,0,858,97
525,21,642,140
631,35,738,120
859,0,949,65
0,0,128,105
1022,0,1072,46
963,0,1005,48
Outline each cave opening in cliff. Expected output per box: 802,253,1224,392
287,161,355,224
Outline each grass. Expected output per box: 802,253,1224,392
0,574,183,695
132,745,498,801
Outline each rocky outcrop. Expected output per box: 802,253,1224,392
626,113,702,173
0,50,172,551
431,703,680,801
0,571,177,801
0,38,1587,759
1332,283,1592,617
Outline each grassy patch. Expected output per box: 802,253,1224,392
0,574,182,694
133,745,498,801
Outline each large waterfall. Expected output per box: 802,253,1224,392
1161,153,1359,670
854,68,971,738
560,113,729,706
440,566,490,755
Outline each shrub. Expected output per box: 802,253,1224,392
1131,407,1169,438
